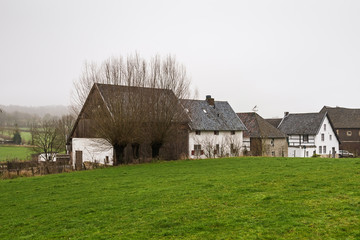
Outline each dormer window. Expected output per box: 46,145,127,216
303,135,309,143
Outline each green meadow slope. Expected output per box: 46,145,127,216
1,157,359,239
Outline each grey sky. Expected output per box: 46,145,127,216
1,0,359,118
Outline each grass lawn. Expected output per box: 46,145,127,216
0,128,32,144
0,145,34,161
20,131,32,143
1,157,360,239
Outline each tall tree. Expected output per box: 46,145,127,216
32,119,63,161
72,54,190,164
56,114,75,152
12,124,22,145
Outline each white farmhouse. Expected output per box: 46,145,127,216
181,96,247,159
278,112,340,157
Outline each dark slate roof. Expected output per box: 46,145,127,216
265,118,282,128
320,106,360,128
181,99,246,131
278,112,326,135
237,113,286,138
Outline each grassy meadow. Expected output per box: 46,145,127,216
0,127,32,144
1,157,360,239
0,145,33,161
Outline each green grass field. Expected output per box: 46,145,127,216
1,157,360,239
0,145,33,161
0,128,32,144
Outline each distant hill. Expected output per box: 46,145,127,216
0,105,69,118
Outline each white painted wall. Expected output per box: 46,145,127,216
314,116,339,156
38,153,57,162
188,130,243,159
72,138,114,167
288,146,317,157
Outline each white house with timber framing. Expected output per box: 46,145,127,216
278,112,340,157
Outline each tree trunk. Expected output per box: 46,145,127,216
113,143,126,165
151,142,162,158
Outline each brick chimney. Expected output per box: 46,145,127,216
206,95,215,106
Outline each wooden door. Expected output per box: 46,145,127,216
75,151,83,170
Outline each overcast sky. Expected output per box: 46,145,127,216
1,0,359,118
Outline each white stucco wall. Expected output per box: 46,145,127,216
72,138,114,167
288,146,317,157
188,130,243,159
314,116,339,156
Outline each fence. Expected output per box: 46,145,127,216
0,155,72,179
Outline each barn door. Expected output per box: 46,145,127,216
75,151,83,170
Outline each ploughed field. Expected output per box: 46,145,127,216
1,157,360,239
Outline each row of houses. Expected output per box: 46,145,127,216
66,84,360,168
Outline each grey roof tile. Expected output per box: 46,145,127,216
237,112,286,138
181,99,246,131
278,112,326,135
320,106,360,128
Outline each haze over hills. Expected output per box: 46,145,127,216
0,105,70,118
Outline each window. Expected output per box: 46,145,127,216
329,135,332,141
271,151,275,156
319,146,322,154
195,130,201,135
336,130,339,135
215,144,220,155
194,144,202,155
347,131,352,136
271,138,274,146
324,124,326,131
306,151,309,157
321,134,324,141
230,131,235,135
359,130,360,136
303,135,309,143
230,144,236,154
214,131,219,135
323,146,326,154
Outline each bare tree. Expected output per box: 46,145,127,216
57,114,75,152
32,119,63,162
72,54,190,164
